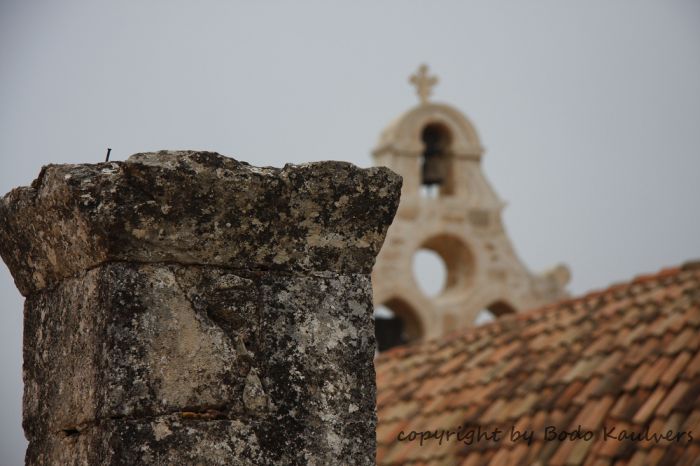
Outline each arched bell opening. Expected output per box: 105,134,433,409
420,122,455,197
374,297,423,352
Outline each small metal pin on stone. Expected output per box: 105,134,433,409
105,148,112,162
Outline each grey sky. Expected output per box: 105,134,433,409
1,1,699,462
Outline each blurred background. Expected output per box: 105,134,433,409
1,1,699,463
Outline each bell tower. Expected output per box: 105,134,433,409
372,65,570,351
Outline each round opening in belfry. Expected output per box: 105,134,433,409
412,248,447,297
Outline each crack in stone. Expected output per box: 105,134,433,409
54,403,254,437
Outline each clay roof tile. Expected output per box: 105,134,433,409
376,262,700,465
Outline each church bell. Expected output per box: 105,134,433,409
422,150,446,186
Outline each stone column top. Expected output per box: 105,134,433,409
0,151,402,296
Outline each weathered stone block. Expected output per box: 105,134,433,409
0,151,402,296
1,151,401,465
23,263,376,464
23,263,252,440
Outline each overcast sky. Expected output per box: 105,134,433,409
1,1,699,462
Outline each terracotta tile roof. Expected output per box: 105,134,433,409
375,262,700,465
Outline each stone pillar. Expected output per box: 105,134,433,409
0,151,401,465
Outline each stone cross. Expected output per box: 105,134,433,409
409,64,438,104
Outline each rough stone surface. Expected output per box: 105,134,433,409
23,263,376,460
28,414,377,466
26,416,264,466
0,151,401,465
0,150,402,296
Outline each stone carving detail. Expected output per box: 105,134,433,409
0,151,401,465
